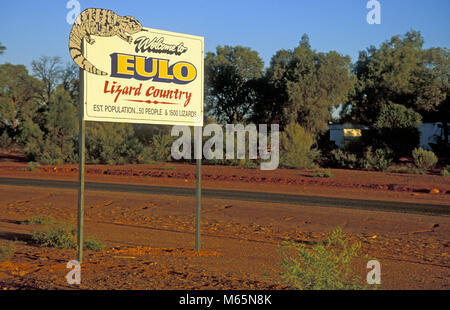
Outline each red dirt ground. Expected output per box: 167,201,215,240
0,158,448,290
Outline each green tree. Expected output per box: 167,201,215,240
18,118,44,161
0,63,41,140
25,57,80,163
31,56,64,105
45,86,78,158
0,42,6,55
347,31,447,125
60,62,80,100
346,30,449,155
250,49,292,125
205,45,264,123
358,103,423,158
266,35,355,135
417,47,449,151
374,103,422,129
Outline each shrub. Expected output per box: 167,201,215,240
429,136,450,158
374,103,422,129
311,169,334,178
280,123,318,169
441,165,450,177
27,161,40,171
86,122,153,165
389,165,425,175
19,124,76,165
32,222,106,251
361,103,422,160
0,131,11,150
0,241,15,262
84,236,107,251
18,118,45,162
412,147,437,170
330,149,357,169
22,215,54,226
149,132,174,162
37,142,65,165
361,127,420,160
316,130,338,155
32,223,77,249
164,165,175,170
122,136,154,164
239,158,259,169
372,103,422,158
361,147,393,171
279,227,372,290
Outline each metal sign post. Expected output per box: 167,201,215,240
77,66,85,263
195,126,202,251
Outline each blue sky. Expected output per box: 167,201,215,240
0,0,449,70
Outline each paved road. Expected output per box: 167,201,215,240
0,177,448,216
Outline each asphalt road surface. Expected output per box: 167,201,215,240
0,177,448,216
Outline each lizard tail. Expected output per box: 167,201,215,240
69,28,108,76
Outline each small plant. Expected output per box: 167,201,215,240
330,149,358,169
84,236,107,251
389,165,425,175
280,123,318,169
150,133,174,162
279,227,373,290
27,161,40,171
22,215,55,226
362,147,393,171
311,169,334,178
0,241,16,262
32,222,106,251
440,165,450,177
239,158,259,169
412,147,437,170
32,223,77,249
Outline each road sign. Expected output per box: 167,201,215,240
69,8,204,263
82,27,204,126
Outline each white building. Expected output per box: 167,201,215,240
329,122,448,150
329,123,366,148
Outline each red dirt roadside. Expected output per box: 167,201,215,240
0,159,449,290
0,161,449,206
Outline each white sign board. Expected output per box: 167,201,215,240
81,27,204,126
